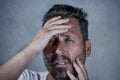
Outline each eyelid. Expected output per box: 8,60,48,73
66,38,75,42
50,38,55,41
49,38,58,45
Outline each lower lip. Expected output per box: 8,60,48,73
54,64,68,68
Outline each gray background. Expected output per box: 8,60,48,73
0,0,120,80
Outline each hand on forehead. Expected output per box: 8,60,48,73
55,17,81,37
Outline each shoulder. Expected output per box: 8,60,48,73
18,69,48,80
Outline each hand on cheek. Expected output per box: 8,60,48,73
67,58,88,80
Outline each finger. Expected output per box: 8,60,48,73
73,60,85,80
44,16,61,27
67,71,78,80
46,18,69,28
49,28,69,36
47,25,71,31
32,29,47,40
33,25,70,41
76,58,88,80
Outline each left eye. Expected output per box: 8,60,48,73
65,38,74,42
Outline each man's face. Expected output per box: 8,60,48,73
43,17,87,80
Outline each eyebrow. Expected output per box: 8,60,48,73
52,33,77,39
60,33,76,39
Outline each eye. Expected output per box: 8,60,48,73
49,38,58,45
65,38,75,43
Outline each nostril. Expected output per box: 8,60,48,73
55,41,66,55
55,45,66,55
55,48,63,55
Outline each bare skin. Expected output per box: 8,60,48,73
0,16,91,80
44,18,91,80
0,16,71,80
67,58,88,80
47,58,89,80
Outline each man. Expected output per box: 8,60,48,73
0,4,91,80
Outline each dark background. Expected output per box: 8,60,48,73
0,0,120,80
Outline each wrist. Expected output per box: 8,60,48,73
22,44,41,57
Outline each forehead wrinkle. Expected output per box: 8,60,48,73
61,33,77,38
52,32,77,40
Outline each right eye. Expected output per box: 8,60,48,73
49,38,58,45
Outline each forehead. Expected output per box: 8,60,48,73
63,17,82,38
67,17,81,34
52,17,82,39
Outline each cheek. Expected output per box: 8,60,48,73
68,45,83,61
43,48,53,61
44,46,55,57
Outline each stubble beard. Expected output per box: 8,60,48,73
44,54,73,80
43,48,86,80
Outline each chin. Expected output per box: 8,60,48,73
48,64,75,80
50,68,70,80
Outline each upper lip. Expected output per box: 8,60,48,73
54,59,68,65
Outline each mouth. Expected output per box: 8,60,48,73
53,59,69,68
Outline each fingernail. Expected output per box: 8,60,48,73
57,16,61,18
72,60,75,64
75,58,79,62
68,25,72,28
65,29,68,31
68,26,71,29
67,70,70,74
66,19,69,21
76,57,79,60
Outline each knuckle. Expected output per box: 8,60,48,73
42,28,48,33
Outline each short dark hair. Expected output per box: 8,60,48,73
42,4,89,41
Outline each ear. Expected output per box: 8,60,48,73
85,39,91,57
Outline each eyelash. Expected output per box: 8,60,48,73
49,38,74,45
49,39,57,45
65,38,74,42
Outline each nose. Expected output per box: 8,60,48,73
55,42,66,55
